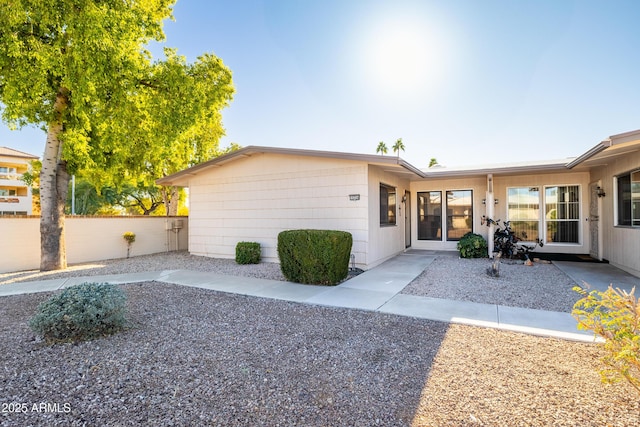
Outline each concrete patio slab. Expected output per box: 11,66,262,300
554,261,640,293
379,294,499,327
0,279,66,296
304,286,396,310
497,305,593,341
340,270,423,293
242,281,330,302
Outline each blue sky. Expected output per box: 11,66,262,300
2,0,640,168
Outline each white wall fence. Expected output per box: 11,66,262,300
2,216,189,273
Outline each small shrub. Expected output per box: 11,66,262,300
123,231,136,258
572,284,640,395
122,231,136,245
457,232,488,258
278,229,352,285
30,282,128,344
236,241,261,264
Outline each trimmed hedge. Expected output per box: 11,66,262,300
278,229,353,285
235,241,261,264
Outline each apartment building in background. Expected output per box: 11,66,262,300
0,146,39,215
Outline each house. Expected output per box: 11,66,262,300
157,129,640,278
0,147,38,216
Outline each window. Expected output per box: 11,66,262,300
417,191,442,240
446,190,472,240
616,169,640,226
545,185,579,243
507,187,540,241
380,184,396,226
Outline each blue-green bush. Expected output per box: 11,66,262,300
29,282,127,343
278,229,353,285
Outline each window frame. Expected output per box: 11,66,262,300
379,183,397,226
445,189,473,241
417,191,442,240
615,169,640,227
543,184,581,244
506,186,541,242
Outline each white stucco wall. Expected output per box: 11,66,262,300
590,149,640,276
409,171,592,254
366,165,411,268
1,216,188,273
187,153,370,266
410,176,487,251
493,171,591,255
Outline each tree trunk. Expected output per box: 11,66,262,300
162,186,179,216
39,90,69,271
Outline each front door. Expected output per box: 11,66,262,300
589,182,600,260
404,191,411,248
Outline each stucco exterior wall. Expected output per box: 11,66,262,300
366,165,411,268
410,176,487,251
188,153,370,266
589,149,640,276
2,216,188,273
492,171,591,254
409,171,592,254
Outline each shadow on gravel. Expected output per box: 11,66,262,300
0,282,448,426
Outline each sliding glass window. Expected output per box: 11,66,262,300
417,191,442,240
507,187,540,241
545,185,579,243
446,190,472,241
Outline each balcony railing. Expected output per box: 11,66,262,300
0,195,31,213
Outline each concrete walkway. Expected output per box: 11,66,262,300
3,251,637,343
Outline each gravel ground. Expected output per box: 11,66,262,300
1,252,639,426
401,252,580,312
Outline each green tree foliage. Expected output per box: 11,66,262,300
376,141,388,155
429,157,438,167
392,138,405,158
0,1,234,270
572,285,640,395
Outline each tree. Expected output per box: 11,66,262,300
429,158,438,167
392,138,405,159
0,1,234,270
376,141,388,155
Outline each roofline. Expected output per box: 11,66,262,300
0,147,39,159
424,160,571,178
157,146,426,185
565,139,612,169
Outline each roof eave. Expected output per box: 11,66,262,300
565,140,612,169
156,146,425,186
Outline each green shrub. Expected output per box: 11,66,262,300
572,284,639,395
278,229,353,285
457,232,488,258
30,282,128,344
235,241,261,264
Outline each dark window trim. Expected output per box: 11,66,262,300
417,191,442,240
380,183,397,226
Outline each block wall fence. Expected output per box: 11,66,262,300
1,216,188,273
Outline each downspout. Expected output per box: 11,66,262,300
486,173,494,258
